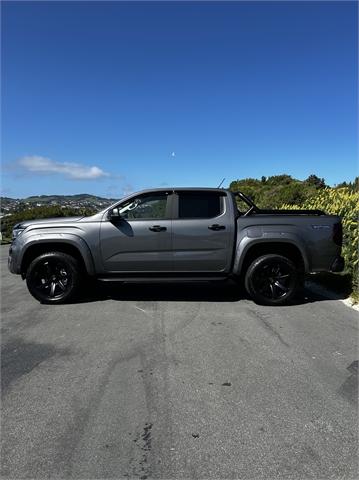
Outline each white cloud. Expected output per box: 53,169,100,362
18,155,109,180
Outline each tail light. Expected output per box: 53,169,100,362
333,222,343,246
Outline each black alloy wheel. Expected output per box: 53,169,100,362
245,254,299,306
26,252,80,304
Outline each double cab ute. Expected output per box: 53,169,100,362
8,188,344,306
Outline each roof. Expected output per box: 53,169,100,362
131,187,229,194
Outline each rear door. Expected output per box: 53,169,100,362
172,190,234,272
100,191,173,272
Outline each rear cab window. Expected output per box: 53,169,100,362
176,191,225,219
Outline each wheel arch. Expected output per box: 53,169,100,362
235,240,308,277
20,238,95,278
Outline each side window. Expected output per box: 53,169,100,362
178,192,223,219
119,194,168,220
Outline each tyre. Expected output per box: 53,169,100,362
244,254,299,306
26,251,81,304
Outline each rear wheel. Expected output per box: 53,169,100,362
245,254,299,306
26,252,80,304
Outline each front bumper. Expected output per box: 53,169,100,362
8,244,20,274
330,255,345,273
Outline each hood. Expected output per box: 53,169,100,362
15,216,84,229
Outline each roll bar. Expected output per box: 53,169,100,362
231,191,325,216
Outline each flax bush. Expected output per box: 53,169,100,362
281,187,359,294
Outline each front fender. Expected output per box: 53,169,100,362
18,233,95,275
233,230,310,275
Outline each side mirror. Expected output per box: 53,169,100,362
109,208,122,220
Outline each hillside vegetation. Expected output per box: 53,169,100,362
0,206,96,242
229,174,358,208
1,193,116,214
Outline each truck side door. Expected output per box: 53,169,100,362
172,190,234,272
100,192,173,272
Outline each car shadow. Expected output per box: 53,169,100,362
76,280,244,303
68,279,347,305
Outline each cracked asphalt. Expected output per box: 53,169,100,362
1,245,358,479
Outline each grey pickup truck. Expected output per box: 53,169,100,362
8,187,344,306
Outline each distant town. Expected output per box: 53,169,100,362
0,194,118,218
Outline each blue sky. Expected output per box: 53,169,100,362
2,0,358,199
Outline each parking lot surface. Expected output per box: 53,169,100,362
1,245,358,479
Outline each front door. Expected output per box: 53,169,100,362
100,191,173,272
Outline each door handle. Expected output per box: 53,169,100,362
149,225,167,232
208,224,226,231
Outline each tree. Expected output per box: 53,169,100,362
336,178,358,192
266,174,293,185
304,174,326,189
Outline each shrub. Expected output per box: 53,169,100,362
281,187,359,293
230,174,318,209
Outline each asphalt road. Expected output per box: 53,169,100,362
1,245,358,479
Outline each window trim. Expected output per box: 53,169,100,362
172,191,226,220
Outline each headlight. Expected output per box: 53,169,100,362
12,228,25,240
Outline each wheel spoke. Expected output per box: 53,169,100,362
277,274,290,280
50,282,56,297
274,280,289,293
256,277,270,295
57,280,66,291
44,262,52,275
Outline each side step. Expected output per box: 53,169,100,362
97,275,229,283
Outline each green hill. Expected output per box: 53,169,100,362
229,174,327,209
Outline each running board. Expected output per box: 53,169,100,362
97,275,228,283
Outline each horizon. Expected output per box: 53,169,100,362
2,1,358,198
1,172,356,201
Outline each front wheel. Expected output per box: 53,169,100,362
244,254,299,306
26,252,81,304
